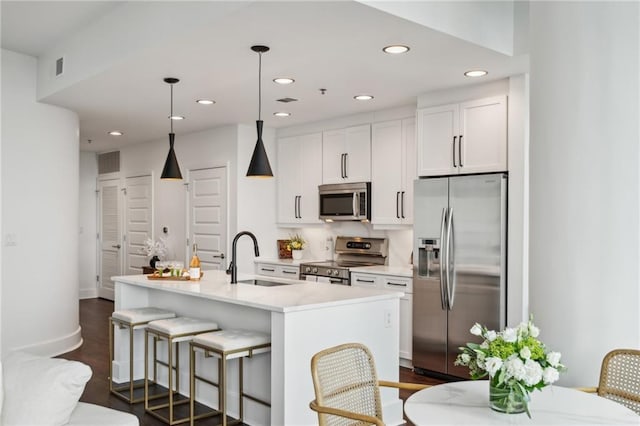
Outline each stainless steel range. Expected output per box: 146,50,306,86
299,236,388,285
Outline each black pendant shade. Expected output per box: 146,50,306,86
161,77,183,180
246,45,273,178
246,120,273,177
161,132,182,180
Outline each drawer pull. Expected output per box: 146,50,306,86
356,278,375,283
261,268,275,272
282,270,297,275
387,282,407,287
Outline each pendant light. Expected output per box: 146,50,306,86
246,45,274,178
161,77,183,180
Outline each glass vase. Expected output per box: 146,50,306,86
489,378,528,414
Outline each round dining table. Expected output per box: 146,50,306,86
404,381,639,425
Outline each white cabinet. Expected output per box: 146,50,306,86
350,272,413,362
371,118,415,225
322,124,371,184
277,133,323,224
255,262,300,279
417,95,507,177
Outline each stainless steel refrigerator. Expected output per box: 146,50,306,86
412,173,507,378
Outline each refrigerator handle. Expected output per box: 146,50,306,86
439,208,448,310
446,207,456,309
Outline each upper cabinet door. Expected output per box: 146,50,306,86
322,125,371,184
322,129,346,184
372,120,403,225
401,117,416,224
298,132,323,223
277,136,302,224
344,124,371,183
458,96,507,174
417,104,459,177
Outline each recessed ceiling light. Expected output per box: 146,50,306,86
108,131,123,136
383,45,410,54
273,77,295,85
169,115,185,120
196,99,215,105
464,70,488,77
274,112,291,117
354,95,374,101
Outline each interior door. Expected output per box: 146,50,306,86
187,167,228,271
98,178,122,300
124,175,153,274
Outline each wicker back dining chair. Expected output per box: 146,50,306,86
578,349,640,415
596,349,640,414
309,342,429,425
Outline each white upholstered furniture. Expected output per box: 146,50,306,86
109,307,176,403
2,351,138,426
189,329,271,426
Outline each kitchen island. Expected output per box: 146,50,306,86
112,271,404,425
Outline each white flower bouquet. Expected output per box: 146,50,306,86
140,237,168,259
454,318,566,417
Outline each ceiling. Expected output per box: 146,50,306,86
1,1,528,153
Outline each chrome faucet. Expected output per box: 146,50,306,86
226,231,260,284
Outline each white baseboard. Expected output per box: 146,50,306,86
79,288,99,299
11,325,83,357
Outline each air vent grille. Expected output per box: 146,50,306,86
277,97,298,103
98,151,120,174
55,57,64,76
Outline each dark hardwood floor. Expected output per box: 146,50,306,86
60,298,445,425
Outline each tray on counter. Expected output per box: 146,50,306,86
147,272,204,281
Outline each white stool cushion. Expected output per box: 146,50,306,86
67,402,139,426
147,317,218,336
112,307,176,324
193,329,270,352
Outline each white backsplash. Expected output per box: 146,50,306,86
277,223,413,266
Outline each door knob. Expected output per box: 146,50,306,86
112,244,121,249
212,253,225,259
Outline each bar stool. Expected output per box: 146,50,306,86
145,317,220,425
189,329,271,426
109,307,176,404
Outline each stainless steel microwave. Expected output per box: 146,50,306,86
319,182,371,221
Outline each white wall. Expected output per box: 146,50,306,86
1,49,81,357
79,152,98,298
529,1,640,386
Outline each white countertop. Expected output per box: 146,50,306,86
349,265,413,277
112,270,402,313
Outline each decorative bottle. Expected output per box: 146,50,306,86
189,244,201,280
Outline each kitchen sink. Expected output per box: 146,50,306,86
237,279,290,287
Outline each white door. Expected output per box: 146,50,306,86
124,175,153,274
298,132,323,223
277,136,302,224
344,124,371,183
322,129,346,184
98,178,122,300
187,167,228,271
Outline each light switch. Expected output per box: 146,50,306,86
5,233,17,246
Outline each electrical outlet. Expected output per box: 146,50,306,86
384,309,392,328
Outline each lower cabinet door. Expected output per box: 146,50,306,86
400,293,413,361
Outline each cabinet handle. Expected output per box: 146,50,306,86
297,195,302,218
396,192,400,219
294,196,298,218
459,135,463,167
356,278,375,283
340,153,346,178
387,282,407,287
452,136,457,167
283,270,297,275
401,191,405,219
344,153,348,178
261,267,275,272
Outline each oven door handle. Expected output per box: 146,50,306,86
330,278,348,285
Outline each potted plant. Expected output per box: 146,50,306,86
287,234,306,260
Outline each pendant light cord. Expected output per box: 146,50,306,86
258,51,262,121
170,83,174,133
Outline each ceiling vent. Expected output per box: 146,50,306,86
277,97,298,103
55,57,64,77
98,151,120,174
